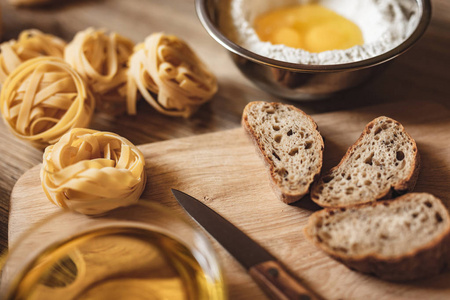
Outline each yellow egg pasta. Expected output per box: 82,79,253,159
127,33,217,117
41,128,147,215
65,28,134,114
0,57,95,148
0,29,66,84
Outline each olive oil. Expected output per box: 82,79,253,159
6,226,225,300
254,4,364,53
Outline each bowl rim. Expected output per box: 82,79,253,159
195,0,432,72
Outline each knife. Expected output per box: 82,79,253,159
171,189,321,300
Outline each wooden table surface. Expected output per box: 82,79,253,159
0,0,449,260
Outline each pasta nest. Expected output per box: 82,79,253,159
65,28,134,114
41,128,147,215
0,29,66,84
0,57,95,148
127,33,218,117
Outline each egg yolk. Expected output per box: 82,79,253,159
254,4,364,53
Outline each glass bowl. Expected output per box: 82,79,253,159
0,202,226,300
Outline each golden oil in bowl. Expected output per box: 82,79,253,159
253,4,364,53
1,202,225,300
6,226,223,300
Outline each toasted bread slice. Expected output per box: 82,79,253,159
304,193,450,281
242,101,324,203
311,116,420,208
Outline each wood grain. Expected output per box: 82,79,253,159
7,100,450,300
0,0,449,271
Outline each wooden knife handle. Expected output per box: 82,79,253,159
249,260,321,300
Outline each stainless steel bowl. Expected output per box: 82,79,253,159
196,0,431,100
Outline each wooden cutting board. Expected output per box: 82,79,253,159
8,100,450,300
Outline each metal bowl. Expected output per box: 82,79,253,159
195,0,432,100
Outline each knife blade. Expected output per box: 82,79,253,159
171,189,321,300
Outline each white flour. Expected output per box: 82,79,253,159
219,0,420,65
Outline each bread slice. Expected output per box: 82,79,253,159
304,193,450,281
242,101,324,203
311,116,420,208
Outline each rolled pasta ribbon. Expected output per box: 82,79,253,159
65,28,134,114
41,128,147,215
127,33,218,117
0,29,66,84
0,57,95,148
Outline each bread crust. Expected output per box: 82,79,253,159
242,101,324,204
303,193,450,281
310,116,420,208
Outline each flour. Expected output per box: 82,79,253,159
219,0,420,65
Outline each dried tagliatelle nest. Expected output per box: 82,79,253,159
41,128,147,215
0,57,95,148
65,28,134,114
127,33,218,117
0,29,66,84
